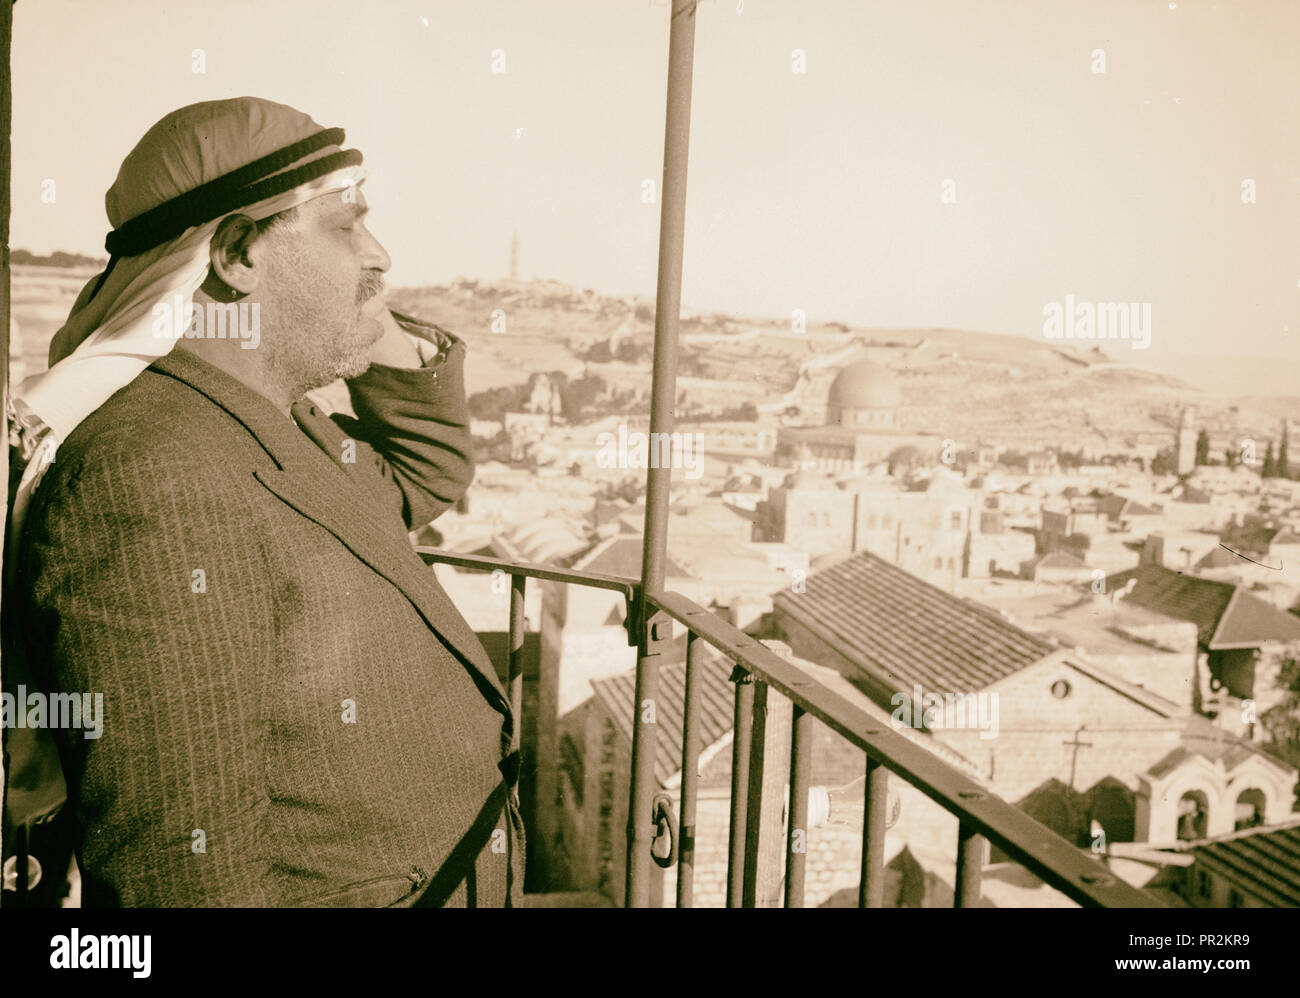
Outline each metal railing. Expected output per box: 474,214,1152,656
418,547,1161,908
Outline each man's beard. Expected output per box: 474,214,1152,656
264,279,382,398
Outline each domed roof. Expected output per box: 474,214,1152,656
827,360,901,411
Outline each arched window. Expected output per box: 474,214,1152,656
821,512,831,527
1234,789,1266,831
1177,790,1209,841
807,511,817,527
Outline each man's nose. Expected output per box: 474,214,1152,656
361,228,392,273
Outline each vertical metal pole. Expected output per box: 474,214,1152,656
626,0,697,909
725,667,753,908
955,824,985,908
784,706,812,908
742,679,790,907
858,757,888,907
507,574,526,749
0,0,14,878
675,631,702,907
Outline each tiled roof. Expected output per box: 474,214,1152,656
588,646,984,786
1033,551,1086,568
1214,592,1300,647
589,648,737,786
1221,522,1295,555
1193,822,1300,907
772,549,1057,694
1098,495,1161,519
1106,567,1235,648
1195,545,1243,571
1145,734,1288,782
1066,657,1183,719
577,536,692,579
1106,565,1300,649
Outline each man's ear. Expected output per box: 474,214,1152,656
206,214,263,297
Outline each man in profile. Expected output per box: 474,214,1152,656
9,98,522,907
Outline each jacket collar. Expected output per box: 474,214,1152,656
147,348,510,719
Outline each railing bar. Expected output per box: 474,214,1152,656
506,574,526,751
414,550,1161,908
624,618,663,908
725,667,753,908
858,757,888,908
955,824,984,908
642,590,1155,908
784,706,812,908
741,679,772,908
415,547,635,598
676,631,702,908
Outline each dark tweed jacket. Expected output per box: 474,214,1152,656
16,314,523,907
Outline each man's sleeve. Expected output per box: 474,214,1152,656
333,322,475,531
19,449,278,907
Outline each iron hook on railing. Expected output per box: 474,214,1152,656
650,793,678,869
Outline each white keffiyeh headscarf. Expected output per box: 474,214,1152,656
7,97,367,570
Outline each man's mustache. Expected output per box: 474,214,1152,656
356,271,386,305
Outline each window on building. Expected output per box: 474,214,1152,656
883,514,893,529
1177,791,1210,842
933,556,942,570
1234,789,1266,831
822,512,831,527
1227,888,1244,908
950,510,963,531
1195,869,1212,900
807,512,817,527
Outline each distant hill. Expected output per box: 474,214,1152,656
11,249,107,269
9,267,1297,457
390,277,1287,453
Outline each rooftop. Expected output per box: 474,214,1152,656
588,646,982,787
1191,819,1300,908
1104,565,1300,649
773,549,1058,694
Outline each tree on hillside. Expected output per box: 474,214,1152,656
887,445,929,479
11,248,107,268
560,373,607,422
469,383,531,422
1151,447,1176,476
1195,428,1210,466
1224,446,1240,469
1262,441,1277,479
1280,423,1291,480
1057,448,1085,471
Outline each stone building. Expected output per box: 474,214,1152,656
774,360,940,474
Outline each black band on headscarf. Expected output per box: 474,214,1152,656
103,127,362,258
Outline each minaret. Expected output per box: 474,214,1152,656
509,226,519,281
1175,405,1196,476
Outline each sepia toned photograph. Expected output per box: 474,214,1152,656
0,0,1296,958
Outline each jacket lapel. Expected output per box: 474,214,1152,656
149,350,509,713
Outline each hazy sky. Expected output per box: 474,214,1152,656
10,0,1299,377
